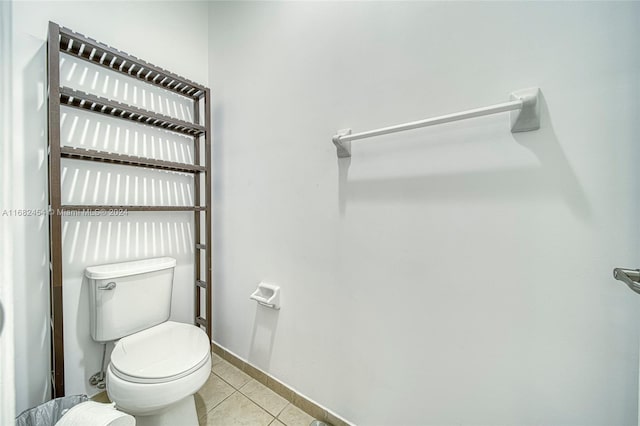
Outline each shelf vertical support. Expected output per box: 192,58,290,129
193,96,202,333
47,21,65,398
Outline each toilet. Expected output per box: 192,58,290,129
85,257,211,426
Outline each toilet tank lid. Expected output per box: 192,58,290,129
85,257,177,280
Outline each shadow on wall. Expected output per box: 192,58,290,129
60,108,195,163
337,92,591,221
59,54,193,123
61,162,195,207
208,98,280,369
62,216,195,265
23,42,51,404
247,304,280,370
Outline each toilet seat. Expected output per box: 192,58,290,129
110,321,210,384
106,355,211,417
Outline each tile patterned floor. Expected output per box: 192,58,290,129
197,352,315,426
93,351,316,426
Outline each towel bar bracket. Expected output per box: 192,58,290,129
333,128,352,158
510,87,541,133
613,268,640,295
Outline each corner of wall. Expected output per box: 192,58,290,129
1,0,17,421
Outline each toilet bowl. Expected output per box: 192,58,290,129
106,322,211,425
85,258,211,426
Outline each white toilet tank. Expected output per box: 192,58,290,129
85,257,177,342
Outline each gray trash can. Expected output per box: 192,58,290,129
15,395,89,426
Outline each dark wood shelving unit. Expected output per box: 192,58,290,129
47,22,212,397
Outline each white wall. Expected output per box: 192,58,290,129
209,2,640,425
1,0,16,422
10,0,208,412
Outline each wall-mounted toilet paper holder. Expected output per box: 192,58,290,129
250,282,280,309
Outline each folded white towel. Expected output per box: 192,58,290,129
54,401,135,426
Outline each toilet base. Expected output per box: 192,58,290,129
133,395,198,426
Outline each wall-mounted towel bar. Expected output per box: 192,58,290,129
332,87,540,158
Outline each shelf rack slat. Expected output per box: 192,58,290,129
61,205,205,212
58,26,206,99
60,87,205,136
60,146,205,173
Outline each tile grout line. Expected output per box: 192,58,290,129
237,380,289,418
273,402,288,419
243,391,275,423
219,389,275,424
276,403,292,422
210,360,250,391
198,388,238,422
210,369,239,390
